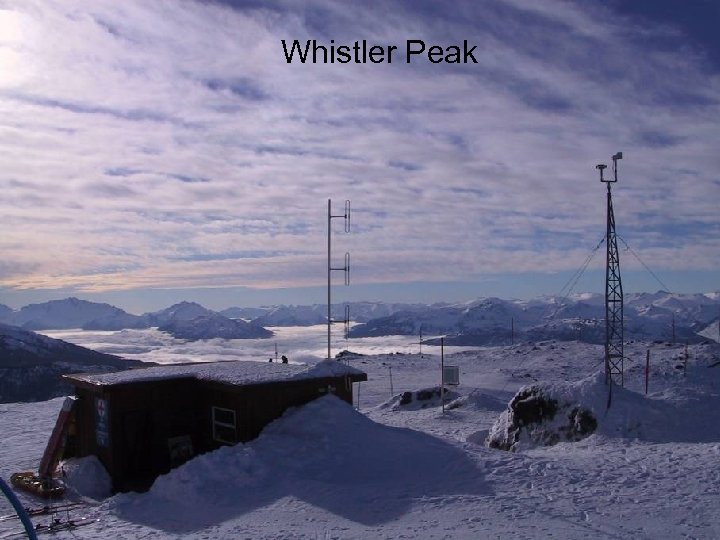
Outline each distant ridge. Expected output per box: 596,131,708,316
1,292,717,344
0,323,145,403
349,292,720,345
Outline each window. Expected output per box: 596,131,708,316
212,406,236,444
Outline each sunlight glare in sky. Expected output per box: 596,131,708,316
0,10,35,87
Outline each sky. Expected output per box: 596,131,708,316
0,0,718,313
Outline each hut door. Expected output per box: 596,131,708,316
120,410,153,480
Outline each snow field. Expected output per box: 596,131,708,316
0,338,719,538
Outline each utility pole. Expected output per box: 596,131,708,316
419,325,423,358
441,337,445,415
597,152,624,388
327,199,350,360
672,313,676,345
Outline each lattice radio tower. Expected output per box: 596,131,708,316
596,152,624,387
327,199,350,360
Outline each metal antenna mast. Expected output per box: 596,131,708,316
597,152,624,387
327,199,350,360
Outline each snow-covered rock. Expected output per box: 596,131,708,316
487,380,598,451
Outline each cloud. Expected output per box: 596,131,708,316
0,0,718,300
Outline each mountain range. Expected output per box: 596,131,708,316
0,292,718,345
0,299,273,341
349,292,720,345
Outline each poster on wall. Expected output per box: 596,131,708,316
95,397,109,448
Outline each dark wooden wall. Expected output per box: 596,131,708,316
66,374,358,492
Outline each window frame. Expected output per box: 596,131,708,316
211,406,237,444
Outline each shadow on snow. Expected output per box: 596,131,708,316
107,395,493,533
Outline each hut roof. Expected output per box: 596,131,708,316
64,359,366,389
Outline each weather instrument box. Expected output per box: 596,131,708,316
443,365,460,386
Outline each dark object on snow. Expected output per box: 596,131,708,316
511,387,559,425
396,387,455,409
281,355,288,364
487,385,597,451
335,349,364,359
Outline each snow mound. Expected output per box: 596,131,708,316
379,386,461,411
60,456,112,500
297,358,366,379
149,445,268,507
108,395,487,532
488,361,720,451
446,391,507,412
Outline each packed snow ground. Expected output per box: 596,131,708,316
1,337,720,539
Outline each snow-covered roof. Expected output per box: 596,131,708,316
65,359,366,388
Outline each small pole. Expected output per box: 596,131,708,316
441,337,445,415
511,317,514,346
645,349,650,395
275,342,278,362
388,365,394,397
672,314,676,345
684,341,688,376
328,199,332,360
419,325,423,358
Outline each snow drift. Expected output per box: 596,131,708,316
487,352,720,451
60,456,112,500
107,395,489,533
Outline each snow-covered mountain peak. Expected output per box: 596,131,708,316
158,313,273,341
4,297,132,330
147,301,215,324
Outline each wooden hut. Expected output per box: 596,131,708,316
62,360,366,492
